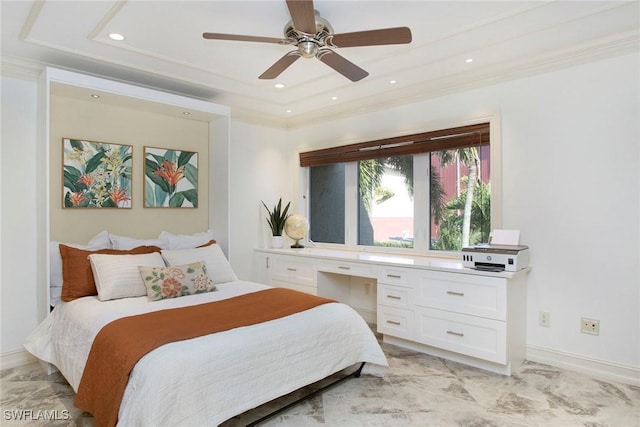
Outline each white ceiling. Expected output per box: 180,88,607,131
1,1,638,128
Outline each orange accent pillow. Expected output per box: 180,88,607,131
197,239,217,248
59,244,162,302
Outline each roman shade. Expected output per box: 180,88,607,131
299,123,489,167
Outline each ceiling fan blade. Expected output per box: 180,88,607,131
259,52,301,79
203,33,288,45
317,50,368,82
286,0,317,34
328,27,412,48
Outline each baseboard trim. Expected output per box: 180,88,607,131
526,345,639,386
1,349,37,370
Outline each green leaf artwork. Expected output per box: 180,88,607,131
62,138,132,208
144,146,198,208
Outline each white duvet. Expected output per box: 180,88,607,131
25,281,388,426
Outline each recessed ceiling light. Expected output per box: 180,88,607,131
90,94,100,98
182,111,191,115
286,109,292,113
331,96,338,101
389,80,397,84
465,58,473,63
109,33,125,41
274,83,285,89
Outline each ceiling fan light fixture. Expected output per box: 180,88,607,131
298,40,318,58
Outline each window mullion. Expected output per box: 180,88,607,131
413,154,429,253
344,162,358,247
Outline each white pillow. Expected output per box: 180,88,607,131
89,252,166,301
161,245,238,284
49,230,111,305
158,230,215,250
110,233,163,250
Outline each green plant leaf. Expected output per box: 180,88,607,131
85,151,106,174
69,139,85,151
144,178,155,207
151,176,168,207
145,158,170,193
184,163,197,188
63,166,83,192
169,192,185,207
177,151,195,168
164,150,177,163
180,189,198,207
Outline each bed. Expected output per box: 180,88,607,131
25,232,388,426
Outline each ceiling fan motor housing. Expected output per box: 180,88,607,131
284,10,333,58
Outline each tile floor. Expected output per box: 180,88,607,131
1,341,639,426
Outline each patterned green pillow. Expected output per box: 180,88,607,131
138,261,217,301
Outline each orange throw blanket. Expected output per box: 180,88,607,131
74,288,335,427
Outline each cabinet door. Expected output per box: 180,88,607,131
377,306,413,340
415,307,507,364
251,252,271,285
412,270,507,320
378,284,411,309
271,256,317,286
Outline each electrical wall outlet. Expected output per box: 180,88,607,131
581,318,600,335
539,311,550,327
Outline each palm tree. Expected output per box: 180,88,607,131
433,181,491,250
438,147,480,247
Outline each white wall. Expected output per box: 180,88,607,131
282,53,640,373
1,76,39,362
228,120,292,280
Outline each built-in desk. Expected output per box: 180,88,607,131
253,247,530,375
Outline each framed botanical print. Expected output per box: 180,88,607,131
144,146,198,208
62,138,132,208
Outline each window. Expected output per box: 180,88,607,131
301,123,493,253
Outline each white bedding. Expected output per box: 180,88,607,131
25,281,388,426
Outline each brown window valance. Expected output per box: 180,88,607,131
299,122,490,167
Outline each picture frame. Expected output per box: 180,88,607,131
143,146,198,208
62,138,132,208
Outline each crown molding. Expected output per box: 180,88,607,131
0,55,45,80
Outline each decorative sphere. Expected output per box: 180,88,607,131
284,214,309,241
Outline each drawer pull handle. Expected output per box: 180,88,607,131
386,295,401,300
287,268,297,272
446,291,464,297
386,320,401,325
446,330,464,337
338,266,351,270
386,274,401,279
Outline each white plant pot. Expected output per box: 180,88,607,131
271,235,284,249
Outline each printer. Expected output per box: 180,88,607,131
461,244,530,272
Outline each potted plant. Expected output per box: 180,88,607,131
261,198,291,248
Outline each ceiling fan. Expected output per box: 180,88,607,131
202,0,412,82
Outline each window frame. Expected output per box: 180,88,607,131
299,117,502,257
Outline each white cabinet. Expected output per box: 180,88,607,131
377,265,414,340
388,269,527,375
254,248,529,375
269,255,317,295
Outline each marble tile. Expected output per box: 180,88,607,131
2,349,639,426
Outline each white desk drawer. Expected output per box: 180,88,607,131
319,260,376,279
378,284,411,309
271,257,317,286
378,267,411,287
413,270,507,320
415,307,506,364
377,306,413,340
